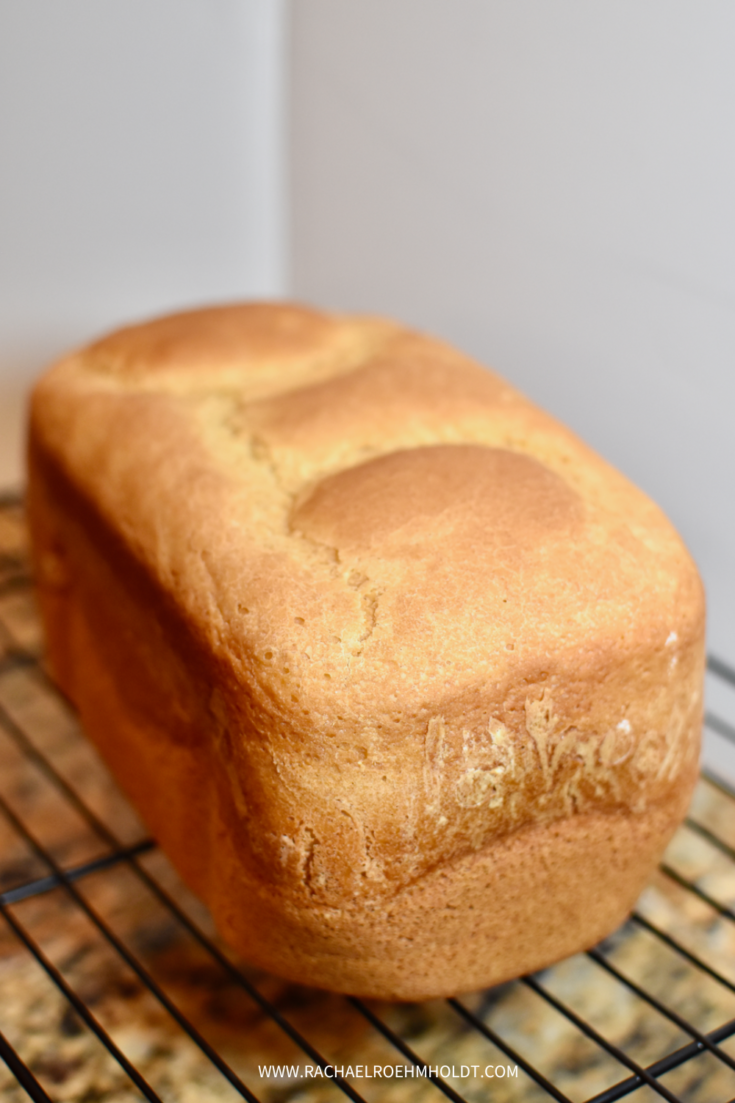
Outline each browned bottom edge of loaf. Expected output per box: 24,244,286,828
28,458,686,1001
210,806,677,1001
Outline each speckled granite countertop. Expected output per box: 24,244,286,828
2,499,735,1103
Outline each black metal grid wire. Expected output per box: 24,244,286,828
2,490,735,1101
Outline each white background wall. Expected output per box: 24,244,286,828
0,0,286,487
290,1,735,691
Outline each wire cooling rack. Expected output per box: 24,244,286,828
3,492,735,1102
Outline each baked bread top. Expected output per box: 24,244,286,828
30,303,704,907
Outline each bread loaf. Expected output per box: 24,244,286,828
28,303,705,999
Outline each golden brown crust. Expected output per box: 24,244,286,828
27,302,705,998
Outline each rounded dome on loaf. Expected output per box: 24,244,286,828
291,444,582,558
